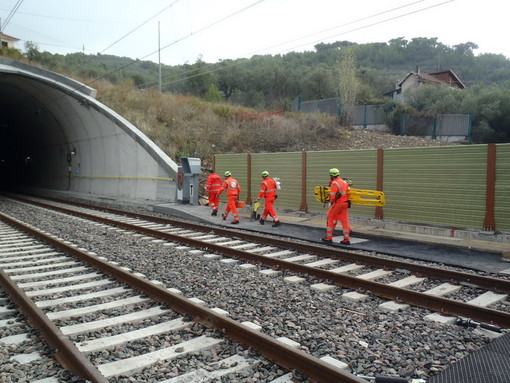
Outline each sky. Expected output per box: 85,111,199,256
0,0,508,66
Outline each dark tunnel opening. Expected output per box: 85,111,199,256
0,81,40,189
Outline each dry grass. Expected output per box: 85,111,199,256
91,80,453,167
92,81,348,163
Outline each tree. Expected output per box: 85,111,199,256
183,57,216,98
453,42,478,57
205,84,222,103
405,84,465,113
402,82,510,143
216,59,246,101
24,41,40,61
338,48,360,124
302,64,336,100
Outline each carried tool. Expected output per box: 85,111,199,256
250,200,261,221
314,185,385,207
456,317,502,333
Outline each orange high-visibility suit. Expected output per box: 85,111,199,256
325,176,351,241
219,176,241,223
205,171,222,215
258,177,280,224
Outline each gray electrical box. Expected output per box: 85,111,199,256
178,157,201,205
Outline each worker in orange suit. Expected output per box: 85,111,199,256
255,171,281,227
322,168,351,245
218,171,241,224
205,169,222,216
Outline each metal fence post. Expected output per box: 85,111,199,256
363,105,367,129
483,144,496,230
247,153,252,205
300,151,308,212
432,115,437,140
375,148,384,219
468,114,473,141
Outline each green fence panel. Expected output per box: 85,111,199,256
215,144,510,232
495,144,510,231
306,149,378,217
383,145,487,228
251,152,302,210
214,154,249,203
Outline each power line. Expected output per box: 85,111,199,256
84,0,267,86
3,2,181,61
146,0,267,61
1,0,24,32
22,0,268,109
67,1,183,80
137,0,454,91
238,0,428,59
282,0,455,55
133,0,430,90
17,0,454,102
9,21,82,48
98,0,181,55
0,7,123,23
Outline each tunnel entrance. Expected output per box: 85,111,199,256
0,57,179,202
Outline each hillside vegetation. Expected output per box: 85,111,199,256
93,79,453,168
5,36,510,166
21,37,510,105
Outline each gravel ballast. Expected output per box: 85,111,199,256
0,198,505,382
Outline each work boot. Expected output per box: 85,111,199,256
321,238,333,245
340,239,351,245
231,220,240,224
222,214,227,221
272,221,281,227
259,219,265,225
211,210,218,216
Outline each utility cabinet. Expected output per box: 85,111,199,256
177,157,201,205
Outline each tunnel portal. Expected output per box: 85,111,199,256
0,57,178,202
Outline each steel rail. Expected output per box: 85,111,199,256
0,219,108,383
9,198,510,328
0,212,366,383
13,194,510,295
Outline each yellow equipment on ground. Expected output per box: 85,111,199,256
314,186,385,207
250,200,262,221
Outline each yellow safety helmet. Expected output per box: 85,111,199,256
329,168,340,176
224,171,232,177
261,171,269,177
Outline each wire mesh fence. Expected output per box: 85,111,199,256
293,96,471,141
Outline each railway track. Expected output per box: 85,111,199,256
0,213,362,383
7,194,510,328
1,193,509,382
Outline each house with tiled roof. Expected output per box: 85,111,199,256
385,69,466,102
0,33,20,49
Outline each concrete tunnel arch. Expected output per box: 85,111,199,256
0,57,179,202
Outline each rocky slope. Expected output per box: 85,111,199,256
315,128,459,151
